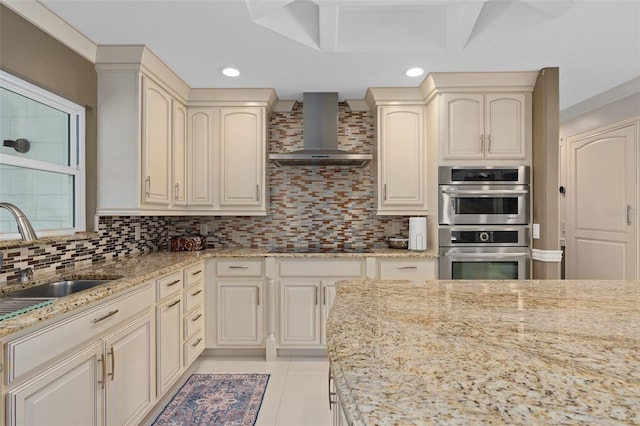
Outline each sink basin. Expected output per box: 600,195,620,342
9,279,113,298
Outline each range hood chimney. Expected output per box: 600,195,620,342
269,92,372,167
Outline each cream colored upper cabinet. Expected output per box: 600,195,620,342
187,107,217,208
377,105,428,215
141,76,172,206
441,92,527,161
172,100,188,206
219,107,267,212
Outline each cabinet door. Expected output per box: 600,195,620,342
156,296,183,396
216,281,263,346
484,93,526,159
172,100,188,206
104,313,154,426
187,107,217,207
441,93,484,160
219,107,265,210
279,280,321,346
141,76,172,206
8,342,103,426
378,106,427,214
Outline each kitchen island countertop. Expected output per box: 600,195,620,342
327,279,640,425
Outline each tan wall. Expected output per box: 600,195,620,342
0,5,97,230
532,67,561,279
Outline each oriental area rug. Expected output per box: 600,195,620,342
152,373,270,426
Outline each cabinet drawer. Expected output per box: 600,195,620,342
184,307,204,340
184,283,204,313
184,262,204,288
378,259,436,280
216,259,263,277
184,331,204,366
157,271,183,301
279,259,364,277
7,283,153,384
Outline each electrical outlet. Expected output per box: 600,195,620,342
199,223,208,235
391,222,400,235
134,225,141,241
533,223,540,239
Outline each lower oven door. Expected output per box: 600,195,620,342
439,247,530,280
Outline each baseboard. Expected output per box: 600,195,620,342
201,347,328,358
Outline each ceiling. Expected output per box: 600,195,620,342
33,0,640,110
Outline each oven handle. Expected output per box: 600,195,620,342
441,189,529,196
444,252,530,260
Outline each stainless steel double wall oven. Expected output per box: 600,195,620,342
438,166,531,280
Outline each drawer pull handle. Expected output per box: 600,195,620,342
108,347,115,381
229,265,249,269
191,270,202,276
398,266,418,269
191,289,203,297
167,279,181,287
93,309,119,324
192,313,203,322
192,337,203,347
168,299,181,309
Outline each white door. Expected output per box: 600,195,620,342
216,281,263,345
187,108,216,207
219,107,265,209
104,313,154,426
8,342,103,426
172,100,187,206
485,93,526,159
279,280,321,346
441,93,484,160
156,296,183,395
567,122,637,279
141,76,171,205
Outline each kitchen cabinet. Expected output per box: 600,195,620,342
183,262,205,365
219,107,267,212
5,283,154,426
212,259,264,347
155,271,183,396
141,76,172,206
277,258,365,348
95,45,275,215
187,107,217,207
186,107,268,213
440,92,527,161
377,258,437,280
375,105,428,215
172,100,188,206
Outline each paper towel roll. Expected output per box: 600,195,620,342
409,217,427,251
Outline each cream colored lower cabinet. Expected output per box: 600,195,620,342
377,258,437,280
277,259,365,349
5,284,154,426
155,274,183,397
216,280,263,346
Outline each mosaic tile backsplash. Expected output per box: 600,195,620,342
1,102,412,282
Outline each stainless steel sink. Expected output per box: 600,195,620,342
8,279,114,298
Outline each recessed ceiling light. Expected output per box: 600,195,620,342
222,67,240,77
405,67,424,78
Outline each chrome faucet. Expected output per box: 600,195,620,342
0,202,38,241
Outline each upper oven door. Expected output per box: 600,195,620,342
439,185,530,225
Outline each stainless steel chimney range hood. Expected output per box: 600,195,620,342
269,92,372,167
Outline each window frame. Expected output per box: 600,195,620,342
0,70,86,239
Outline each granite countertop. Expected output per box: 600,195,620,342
0,247,437,338
327,279,640,425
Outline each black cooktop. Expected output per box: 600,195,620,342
268,247,373,254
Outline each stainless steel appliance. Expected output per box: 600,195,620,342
439,227,530,280
438,166,530,225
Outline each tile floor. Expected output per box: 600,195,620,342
193,356,333,426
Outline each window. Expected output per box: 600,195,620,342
0,70,85,239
